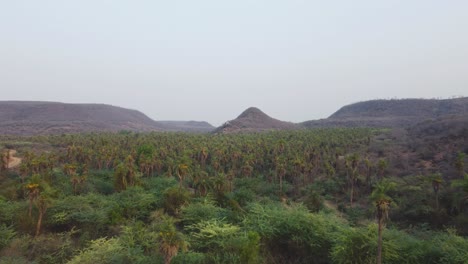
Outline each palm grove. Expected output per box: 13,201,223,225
0,128,468,263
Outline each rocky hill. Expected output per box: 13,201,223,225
0,101,213,135
302,97,468,128
214,107,299,134
158,121,214,133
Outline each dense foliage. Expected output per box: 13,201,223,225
0,129,467,263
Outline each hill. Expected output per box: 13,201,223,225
0,101,164,135
302,97,468,128
158,121,214,133
215,107,299,133
0,101,213,135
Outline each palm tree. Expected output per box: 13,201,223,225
0,149,8,171
451,173,468,212
35,194,52,237
191,169,211,197
364,157,373,191
159,230,187,264
455,152,466,178
428,173,443,211
176,164,189,190
346,153,360,207
26,182,40,218
377,159,388,180
370,180,396,264
152,211,188,264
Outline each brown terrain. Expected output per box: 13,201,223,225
301,97,468,128
0,101,213,135
158,121,214,133
214,107,299,134
1,98,467,135
5,150,22,169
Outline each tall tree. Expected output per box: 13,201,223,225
346,153,360,207
429,173,443,211
451,173,468,212
455,152,466,178
370,180,396,264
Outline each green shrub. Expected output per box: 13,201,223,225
161,187,191,216
244,202,339,264
172,252,206,264
304,189,324,212
181,198,227,226
67,237,127,264
186,219,260,264
47,193,117,235
0,225,16,251
432,230,468,264
331,224,399,264
111,186,157,221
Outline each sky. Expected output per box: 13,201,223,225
1,1,467,126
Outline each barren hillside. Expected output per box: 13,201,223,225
302,97,468,128
215,107,299,133
0,101,213,135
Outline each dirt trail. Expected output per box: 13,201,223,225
7,150,22,168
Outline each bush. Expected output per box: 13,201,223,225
161,187,191,216
47,193,117,235
111,186,158,221
331,224,399,264
26,231,76,264
244,202,339,264
304,189,324,212
181,198,227,226
172,252,206,264
68,238,127,264
0,225,15,251
186,219,260,264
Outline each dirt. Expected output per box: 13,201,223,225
7,150,22,168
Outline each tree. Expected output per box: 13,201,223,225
455,152,466,178
191,169,212,197
428,173,443,211
26,182,40,218
346,153,360,207
0,149,8,171
176,164,189,190
370,180,396,264
451,173,468,212
364,157,373,191
151,211,187,264
114,156,139,192
34,193,52,237
377,159,388,180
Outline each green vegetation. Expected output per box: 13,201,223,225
0,129,467,263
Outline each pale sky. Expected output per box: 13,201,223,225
1,1,467,126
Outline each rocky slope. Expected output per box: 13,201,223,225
0,101,213,135
158,121,214,133
214,107,299,134
302,97,468,128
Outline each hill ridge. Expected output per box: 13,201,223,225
302,97,468,128
0,101,214,135
215,107,298,134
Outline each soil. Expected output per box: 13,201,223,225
7,150,22,168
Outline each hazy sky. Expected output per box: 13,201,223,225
1,1,467,125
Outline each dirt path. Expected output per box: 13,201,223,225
7,150,22,169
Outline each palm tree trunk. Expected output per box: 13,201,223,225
35,210,44,237
377,211,383,264
279,175,283,196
